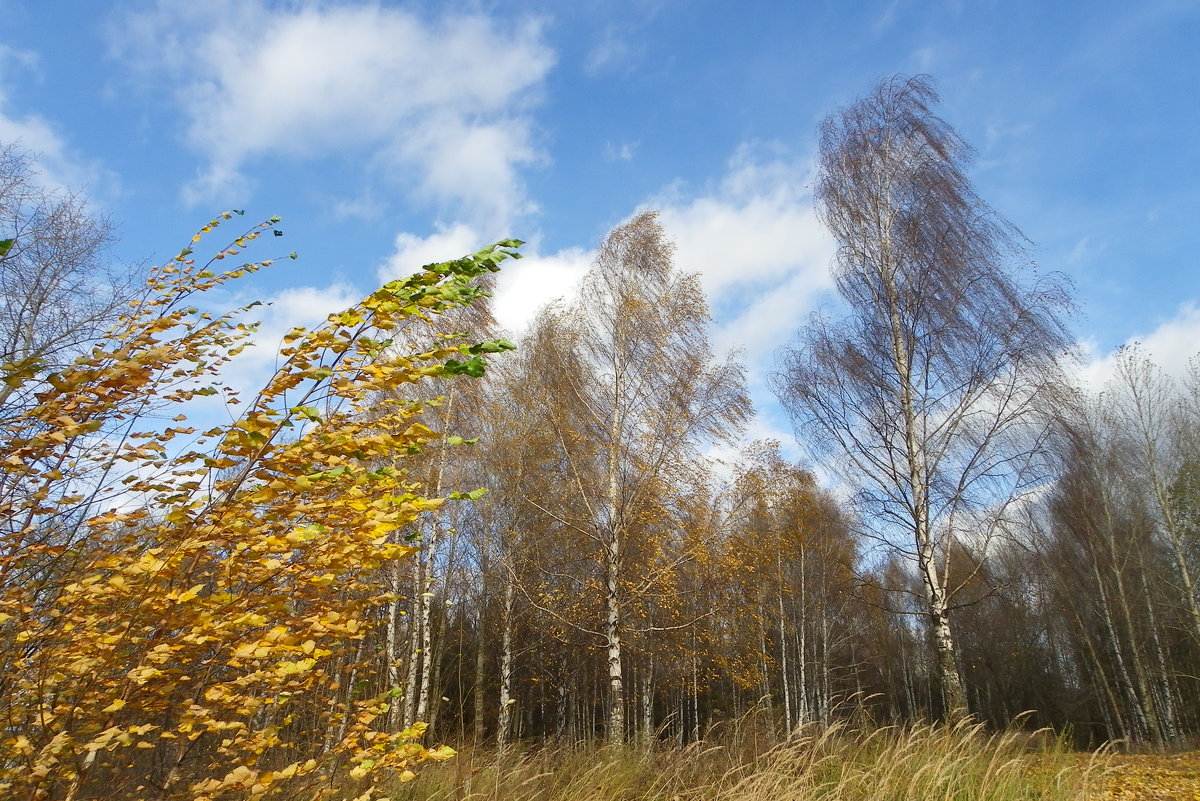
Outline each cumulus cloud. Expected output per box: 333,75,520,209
111,1,554,233
1077,302,1200,391
650,144,834,361
379,223,486,283
490,245,592,334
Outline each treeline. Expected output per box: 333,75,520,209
368,227,1200,751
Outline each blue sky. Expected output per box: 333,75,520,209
2,0,1198,451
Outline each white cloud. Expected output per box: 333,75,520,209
491,245,592,334
1077,302,1200,391
112,2,554,233
379,223,486,284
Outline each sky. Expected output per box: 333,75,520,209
2,0,1198,457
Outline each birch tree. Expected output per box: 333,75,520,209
520,213,750,743
772,75,1072,717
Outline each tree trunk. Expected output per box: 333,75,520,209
605,531,625,745
497,569,515,750
387,557,406,733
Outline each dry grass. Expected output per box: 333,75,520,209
376,719,1108,801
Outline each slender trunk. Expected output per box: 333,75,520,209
880,224,967,717
758,614,776,739
900,630,916,719
797,544,809,725
497,566,516,750
641,650,655,747
336,636,368,746
414,388,456,727
819,593,831,724
427,610,445,734
1139,561,1178,741
471,543,490,746
322,651,347,754
778,575,792,733
473,598,487,747
605,533,625,744
387,557,406,733
556,658,570,741
1090,548,1149,740
402,550,424,728
690,634,700,742
1108,545,1162,743
415,531,437,725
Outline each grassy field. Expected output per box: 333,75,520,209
371,720,1109,801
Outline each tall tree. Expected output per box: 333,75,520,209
519,213,750,743
772,75,1072,716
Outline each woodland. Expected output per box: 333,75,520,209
0,75,1197,800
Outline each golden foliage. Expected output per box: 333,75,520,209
0,213,518,799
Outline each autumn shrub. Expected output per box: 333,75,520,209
0,212,519,800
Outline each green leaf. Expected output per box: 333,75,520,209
292,406,322,422
0,238,14,258
443,357,486,378
468,339,516,355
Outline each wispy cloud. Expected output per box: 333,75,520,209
585,27,640,76
0,46,111,194
604,141,637,162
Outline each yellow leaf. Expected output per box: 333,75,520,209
221,764,257,789
102,699,127,713
233,643,258,659
274,658,316,677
